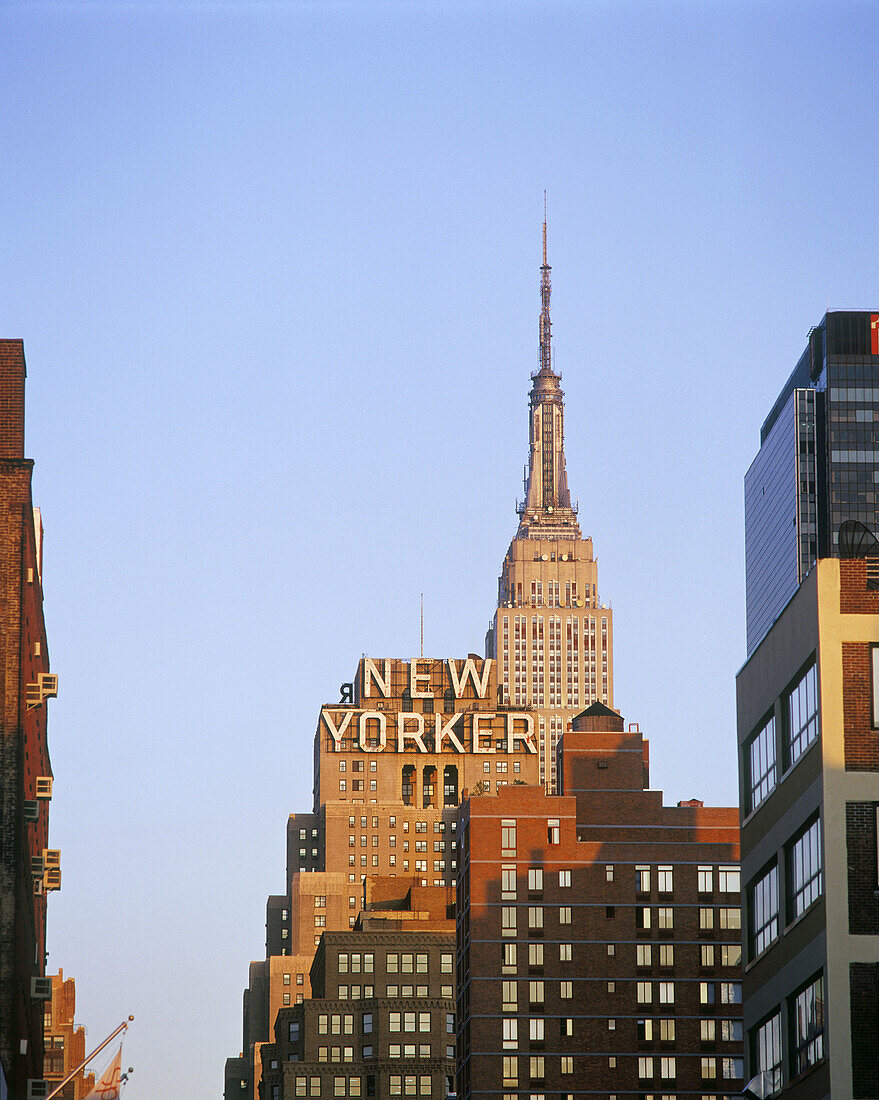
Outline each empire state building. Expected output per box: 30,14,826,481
486,225,614,791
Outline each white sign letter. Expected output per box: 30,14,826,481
471,713,496,753
359,711,387,752
322,709,354,751
447,658,493,699
434,712,465,754
362,658,391,698
397,712,427,753
409,659,433,699
506,712,538,754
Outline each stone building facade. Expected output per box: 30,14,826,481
225,656,539,1100
486,234,613,791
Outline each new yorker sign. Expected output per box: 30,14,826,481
322,658,537,755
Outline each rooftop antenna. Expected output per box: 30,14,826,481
539,191,552,375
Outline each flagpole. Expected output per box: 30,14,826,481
45,1016,133,1100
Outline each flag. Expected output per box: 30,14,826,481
84,1047,123,1100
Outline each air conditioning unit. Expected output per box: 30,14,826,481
23,800,39,822
43,868,61,892
31,976,52,1000
33,879,43,896
35,777,53,800
31,856,44,877
43,849,60,869
27,1081,49,1099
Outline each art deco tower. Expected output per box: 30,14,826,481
487,224,614,790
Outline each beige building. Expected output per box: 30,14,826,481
42,971,95,1100
226,655,539,1100
486,230,613,790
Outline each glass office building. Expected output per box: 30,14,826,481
745,311,879,655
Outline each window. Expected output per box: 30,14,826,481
701,1057,716,1080
363,1013,373,1034
637,981,652,1004
502,820,517,855
502,982,517,1011
748,714,777,811
529,981,544,1004
657,866,673,893
718,866,740,892
698,865,714,893
700,1019,715,1042
699,907,714,930
720,982,742,1004
789,818,823,917
528,943,543,967
723,1056,743,1079
529,1056,544,1080
753,1011,782,1092
700,982,715,1004
560,1056,573,1074
659,1018,675,1042
560,981,572,998
658,944,674,967
719,907,741,929
750,864,779,956
558,869,571,887
502,1056,518,1087
502,944,517,973
636,907,651,929
502,907,517,937
528,906,543,929
605,864,614,882
636,944,652,967
502,866,517,898
657,907,673,929
547,819,560,844
791,974,825,1075
787,663,819,766
528,868,543,891
658,982,674,1004
635,865,650,892
559,943,571,962
660,1056,675,1079
503,1019,518,1049
721,944,742,966
638,1056,654,1079
701,944,715,967
529,1018,544,1041
559,906,572,924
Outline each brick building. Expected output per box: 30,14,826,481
0,340,59,1098
225,656,539,1100
485,226,613,792
259,879,456,1100
456,703,743,1099
737,554,879,1097
42,970,95,1100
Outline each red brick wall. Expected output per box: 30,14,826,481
0,340,25,459
842,642,879,771
840,559,879,614
850,962,879,1098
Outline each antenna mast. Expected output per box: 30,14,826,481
539,191,552,374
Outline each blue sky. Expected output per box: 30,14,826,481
3,1,879,1095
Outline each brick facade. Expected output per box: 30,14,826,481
846,802,879,935
457,703,742,1100
0,339,54,1097
849,962,879,1099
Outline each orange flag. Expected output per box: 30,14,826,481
84,1047,123,1100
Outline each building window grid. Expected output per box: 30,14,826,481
789,818,823,917
791,974,825,1076
749,715,777,811
749,864,778,957
787,663,819,767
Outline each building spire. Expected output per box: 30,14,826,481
539,192,553,377
515,204,580,537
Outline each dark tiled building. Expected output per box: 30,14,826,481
260,880,456,1100
0,340,58,1098
745,310,879,655
457,703,743,1100
737,556,879,1097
